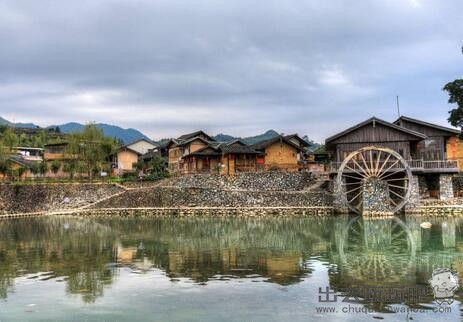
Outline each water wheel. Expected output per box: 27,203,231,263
337,216,416,285
336,146,412,214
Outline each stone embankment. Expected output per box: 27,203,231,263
0,183,125,215
171,172,314,191
0,173,333,216
405,198,463,216
90,186,332,209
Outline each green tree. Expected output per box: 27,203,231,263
145,156,168,180
66,123,118,179
445,79,463,137
2,128,18,152
50,160,61,174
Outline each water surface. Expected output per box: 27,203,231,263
0,214,462,321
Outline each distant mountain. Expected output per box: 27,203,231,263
213,130,280,145
213,133,236,142
52,122,151,144
0,116,39,129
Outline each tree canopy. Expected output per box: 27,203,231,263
445,79,463,134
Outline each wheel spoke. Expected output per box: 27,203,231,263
349,190,363,203
376,154,392,177
379,169,405,181
344,165,368,178
388,184,407,190
351,158,370,177
343,182,362,186
342,174,364,181
369,150,374,176
377,159,400,178
374,151,382,176
390,189,405,200
346,185,363,194
359,152,371,176
385,177,409,182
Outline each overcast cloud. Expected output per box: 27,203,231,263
0,0,462,141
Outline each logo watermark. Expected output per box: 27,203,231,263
428,268,459,305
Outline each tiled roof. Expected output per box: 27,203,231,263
177,130,214,142
251,135,305,152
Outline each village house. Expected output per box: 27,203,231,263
326,116,460,200
393,115,462,169
112,138,158,175
0,147,44,180
166,131,310,175
166,130,217,174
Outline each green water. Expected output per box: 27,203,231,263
0,214,462,321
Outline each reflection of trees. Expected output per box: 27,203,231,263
0,216,117,302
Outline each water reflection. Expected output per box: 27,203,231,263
0,214,462,308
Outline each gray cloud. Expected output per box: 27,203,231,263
0,0,462,141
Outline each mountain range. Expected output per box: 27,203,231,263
213,130,280,145
49,122,150,144
0,117,39,129
0,116,321,148
0,117,150,144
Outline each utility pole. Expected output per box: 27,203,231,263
396,95,401,118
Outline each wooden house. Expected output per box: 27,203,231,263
43,142,72,161
326,117,427,164
167,131,312,175
326,116,460,200
166,131,214,174
393,115,462,169
0,155,38,180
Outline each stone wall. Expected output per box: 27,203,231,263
0,183,124,214
170,172,314,191
91,186,332,209
406,175,421,209
439,175,454,200
362,178,393,216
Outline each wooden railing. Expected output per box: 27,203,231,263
329,159,459,173
423,160,459,171
235,163,310,173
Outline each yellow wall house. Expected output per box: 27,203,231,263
114,138,158,175
251,135,306,172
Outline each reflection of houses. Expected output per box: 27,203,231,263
326,117,460,200
112,138,158,175
165,247,307,285
166,130,311,175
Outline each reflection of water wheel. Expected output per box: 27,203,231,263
336,146,412,214
338,216,416,283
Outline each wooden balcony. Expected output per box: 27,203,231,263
235,163,309,173
329,159,459,174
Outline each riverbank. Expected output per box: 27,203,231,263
2,172,463,218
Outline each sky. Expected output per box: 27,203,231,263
0,0,462,142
